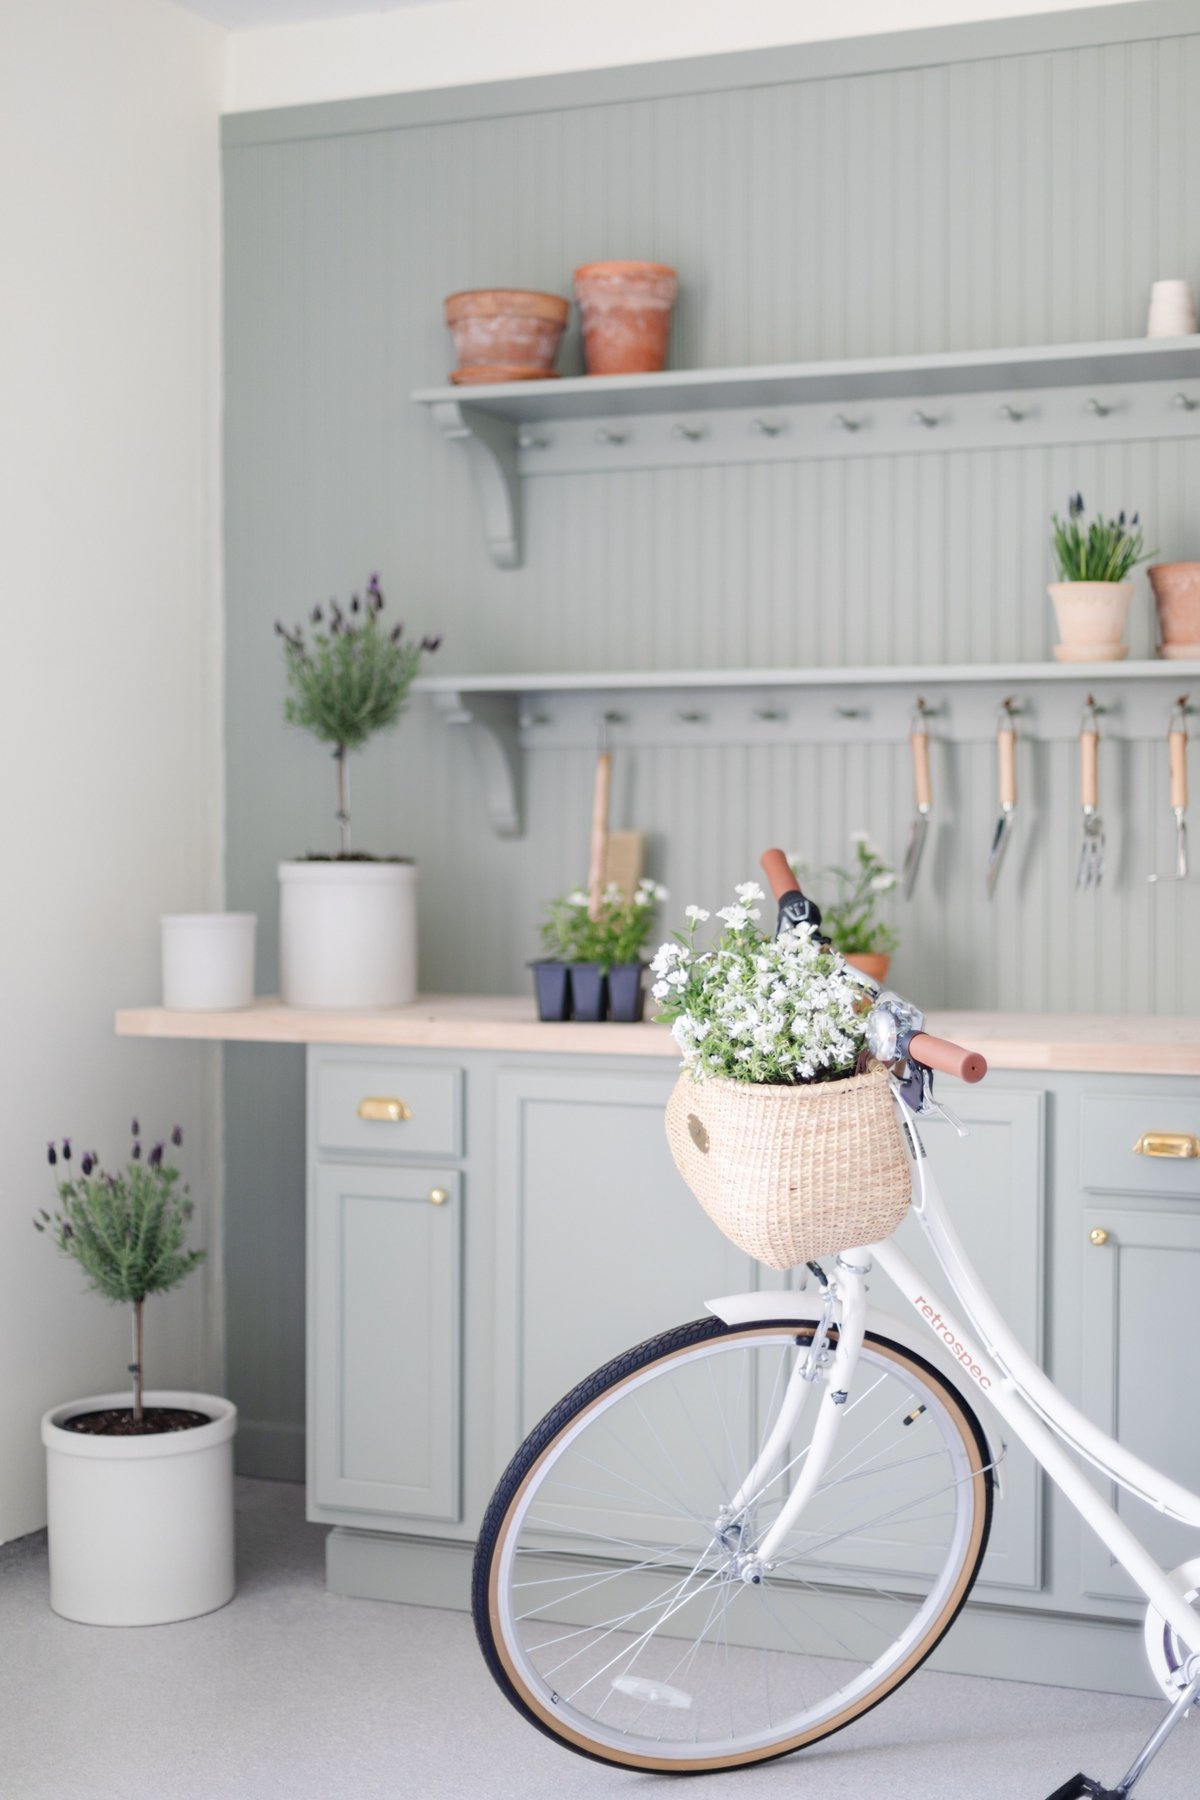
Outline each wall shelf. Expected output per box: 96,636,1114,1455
417,661,1200,836
414,337,1200,567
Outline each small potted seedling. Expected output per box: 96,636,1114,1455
276,574,441,1008
534,880,667,1021
36,1125,236,1626
1049,494,1153,661
814,835,899,984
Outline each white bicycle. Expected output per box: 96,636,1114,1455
474,852,1200,1798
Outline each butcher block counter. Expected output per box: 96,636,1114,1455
115,996,1200,1077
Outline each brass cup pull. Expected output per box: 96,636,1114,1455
428,1187,449,1207
1089,1227,1109,1247
1132,1131,1200,1160
357,1097,412,1124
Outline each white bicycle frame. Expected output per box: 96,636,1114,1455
715,1095,1200,1672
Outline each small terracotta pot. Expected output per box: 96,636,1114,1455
443,290,568,380
573,261,678,375
1148,563,1200,659
845,952,891,985
1048,581,1134,662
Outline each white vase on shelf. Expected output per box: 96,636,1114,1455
161,913,256,1010
1146,279,1197,338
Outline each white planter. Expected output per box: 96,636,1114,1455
278,860,417,1009
161,913,256,1010
1146,279,1197,338
41,1390,236,1626
1048,580,1134,661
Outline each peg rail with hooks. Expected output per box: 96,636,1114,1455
414,335,1200,568
415,661,1200,836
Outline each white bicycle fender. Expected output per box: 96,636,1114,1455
705,1289,1006,1500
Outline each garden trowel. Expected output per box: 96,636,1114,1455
985,701,1018,898
901,703,932,898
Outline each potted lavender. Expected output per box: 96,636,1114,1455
276,574,441,1008
36,1125,236,1626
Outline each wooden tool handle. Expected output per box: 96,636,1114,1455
587,750,612,918
998,725,1017,809
1170,728,1188,812
1080,727,1098,810
911,730,932,810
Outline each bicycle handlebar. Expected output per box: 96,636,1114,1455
758,847,987,1085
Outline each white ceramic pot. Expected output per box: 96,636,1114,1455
41,1390,236,1626
278,860,417,1008
1146,279,1197,339
161,913,256,1010
1048,580,1134,661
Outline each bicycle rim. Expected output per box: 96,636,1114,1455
477,1318,992,1773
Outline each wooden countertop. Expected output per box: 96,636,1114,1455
114,996,1200,1077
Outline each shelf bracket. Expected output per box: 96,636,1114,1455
429,689,522,836
431,400,521,569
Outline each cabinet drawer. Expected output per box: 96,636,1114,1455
315,1059,463,1159
1080,1091,1200,1198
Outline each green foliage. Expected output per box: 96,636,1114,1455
278,574,437,755
813,836,899,957
35,1131,203,1307
1050,493,1153,583
539,880,668,970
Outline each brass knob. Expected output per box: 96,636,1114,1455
357,1097,412,1123
428,1187,449,1207
1089,1227,1109,1247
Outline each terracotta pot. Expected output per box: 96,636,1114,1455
443,290,568,380
845,952,891,985
573,261,678,375
1048,581,1134,662
1148,563,1200,659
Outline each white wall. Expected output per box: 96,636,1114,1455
0,0,225,1539
225,0,1142,112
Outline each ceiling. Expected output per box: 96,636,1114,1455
173,0,457,26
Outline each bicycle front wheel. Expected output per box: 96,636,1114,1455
474,1315,993,1774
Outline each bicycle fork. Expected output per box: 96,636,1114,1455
718,1255,871,1581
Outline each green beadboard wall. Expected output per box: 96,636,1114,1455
223,5,1200,1472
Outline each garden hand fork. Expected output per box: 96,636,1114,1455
1148,698,1190,885
1075,699,1104,890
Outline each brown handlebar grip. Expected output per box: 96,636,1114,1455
760,847,801,901
909,1033,988,1084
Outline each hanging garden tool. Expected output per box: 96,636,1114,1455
985,699,1018,898
901,700,933,898
586,715,645,911
1075,698,1104,890
1148,696,1190,885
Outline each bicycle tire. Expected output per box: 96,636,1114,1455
474,1314,994,1774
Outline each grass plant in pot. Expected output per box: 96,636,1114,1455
1049,494,1153,662
811,836,898,984
652,885,910,1269
36,1125,235,1626
276,575,441,1009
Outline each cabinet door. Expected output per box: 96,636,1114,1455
1080,1205,1200,1603
493,1068,755,1456
309,1161,462,1523
890,1087,1045,1593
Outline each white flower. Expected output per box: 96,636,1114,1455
734,881,765,902
652,979,671,1000
850,829,871,845
603,881,622,903
567,889,589,908
654,883,668,901
870,872,897,892
685,905,710,923
716,904,750,928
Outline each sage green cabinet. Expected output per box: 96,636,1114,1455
308,1158,463,1525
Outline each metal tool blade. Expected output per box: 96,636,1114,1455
985,810,1015,895
1175,809,1188,878
901,810,929,898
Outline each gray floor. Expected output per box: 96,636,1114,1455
1,1478,1196,1799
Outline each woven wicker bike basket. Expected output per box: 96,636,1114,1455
665,1065,911,1271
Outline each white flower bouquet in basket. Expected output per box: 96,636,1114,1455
653,884,911,1271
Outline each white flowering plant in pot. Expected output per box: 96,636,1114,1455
653,883,911,1273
